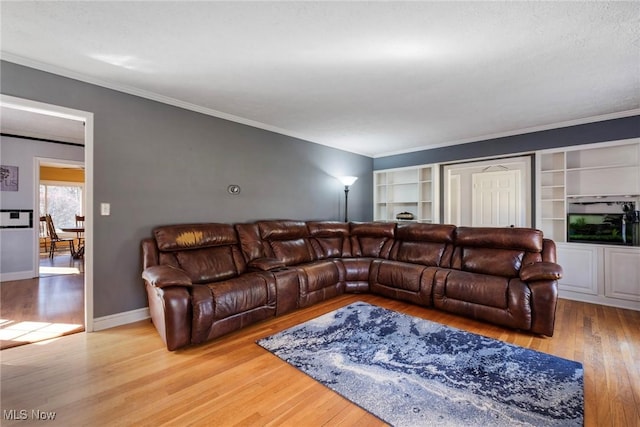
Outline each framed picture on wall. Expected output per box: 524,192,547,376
0,165,19,191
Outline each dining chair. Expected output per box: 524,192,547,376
39,216,50,254
44,214,74,258
75,214,85,246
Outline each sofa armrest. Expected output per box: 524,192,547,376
142,265,192,288
520,262,563,282
248,257,286,271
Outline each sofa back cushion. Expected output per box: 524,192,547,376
174,246,240,283
258,220,315,266
390,223,456,267
235,222,265,262
153,223,246,284
349,222,395,258
452,227,544,277
307,221,351,259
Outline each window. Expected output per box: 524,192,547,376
40,182,84,229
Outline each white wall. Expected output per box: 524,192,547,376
0,135,84,280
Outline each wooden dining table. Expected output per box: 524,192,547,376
61,227,85,258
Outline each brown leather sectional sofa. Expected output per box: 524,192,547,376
141,220,563,350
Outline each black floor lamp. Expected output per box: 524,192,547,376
338,176,358,222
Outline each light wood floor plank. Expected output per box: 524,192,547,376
1,294,638,426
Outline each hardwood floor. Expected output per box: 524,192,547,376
0,254,84,349
1,294,638,426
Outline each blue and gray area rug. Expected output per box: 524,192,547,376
257,301,583,427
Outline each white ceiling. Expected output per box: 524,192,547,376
0,106,85,145
1,1,639,157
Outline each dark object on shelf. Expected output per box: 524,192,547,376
622,203,640,246
396,212,414,220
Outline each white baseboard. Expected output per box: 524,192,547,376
0,270,35,282
93,307,150,331
559,291,640,311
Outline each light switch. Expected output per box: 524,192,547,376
100,203,111,216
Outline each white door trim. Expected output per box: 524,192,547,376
1,94,95,332
443,155,532,227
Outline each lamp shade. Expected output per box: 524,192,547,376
338,176,358,186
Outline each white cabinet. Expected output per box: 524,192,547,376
556,243,640,309
374,164,439,223
556,243,600,295
604,247,640,302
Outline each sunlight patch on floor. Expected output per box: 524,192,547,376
0,320,83,344
39,266,81,275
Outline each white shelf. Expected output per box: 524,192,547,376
566,163,637,172
374,164,439,223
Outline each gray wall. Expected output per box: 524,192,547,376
0,136,84,276
1,61,373,317
374,115,640,170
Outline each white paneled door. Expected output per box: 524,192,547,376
471,170,521,227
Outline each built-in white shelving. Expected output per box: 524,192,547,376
538,151,567,242
536,138,640,309
374,164,439,223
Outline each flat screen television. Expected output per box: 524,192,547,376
567,213,631,245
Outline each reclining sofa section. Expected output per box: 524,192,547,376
141,221,562,351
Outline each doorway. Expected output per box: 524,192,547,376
0,94,94,335
443,156,532,227
37,159,85,276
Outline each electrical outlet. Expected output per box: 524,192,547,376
100,203,110,216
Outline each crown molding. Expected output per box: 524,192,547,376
3,52,636,160
373,109,640,158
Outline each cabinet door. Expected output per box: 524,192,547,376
604,247,640,302
556,244,600,295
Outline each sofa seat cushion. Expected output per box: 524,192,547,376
433,269,532,331
296,260,341,292
369,260,436,306
294,260,344,307
340,258,372,282
210,275,276,319
190,272,276,344
339,258,372,293
371,260,425,293
436,269,509,309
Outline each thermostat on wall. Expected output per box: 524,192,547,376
0,209,33,228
